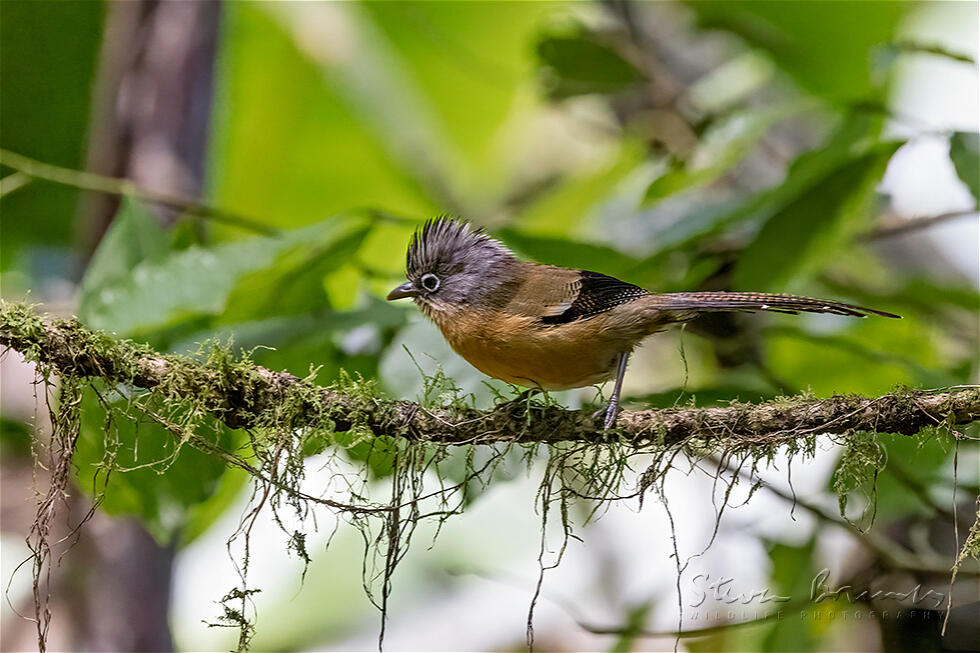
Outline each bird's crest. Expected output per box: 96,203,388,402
406,216,512,277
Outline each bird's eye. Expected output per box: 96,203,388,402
420,273,440,292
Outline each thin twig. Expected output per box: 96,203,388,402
0,148,278,235
861,210,977,242
0,171,32,197
578,598,813,639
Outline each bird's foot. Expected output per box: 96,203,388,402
592,401,620,431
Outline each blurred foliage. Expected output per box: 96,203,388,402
537,24,646,99
688,1,906,101
0,0,104,274
762,538,819,652
2,1,978,651
950,131,980,201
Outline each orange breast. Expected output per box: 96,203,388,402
433,310,628,390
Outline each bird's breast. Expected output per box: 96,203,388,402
433,309,636,390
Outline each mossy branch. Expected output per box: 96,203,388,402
2,301,979,447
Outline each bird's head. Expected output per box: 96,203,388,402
386,217,518,317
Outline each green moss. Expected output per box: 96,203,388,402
832,430,886,524
959,506,980,562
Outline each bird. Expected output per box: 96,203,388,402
386,217,900,430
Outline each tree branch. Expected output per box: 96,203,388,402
2,302,979,447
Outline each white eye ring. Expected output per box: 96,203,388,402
420,273,440,292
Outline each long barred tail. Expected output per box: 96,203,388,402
650,291,901,319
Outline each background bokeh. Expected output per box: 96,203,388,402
1,1,978,651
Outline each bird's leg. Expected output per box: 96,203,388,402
513,388,541,403
497,387,542,418
594,352,630,430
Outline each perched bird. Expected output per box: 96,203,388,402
386,217,900,429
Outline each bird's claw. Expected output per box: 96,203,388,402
592,403,620,431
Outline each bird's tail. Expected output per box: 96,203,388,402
648,291,901,319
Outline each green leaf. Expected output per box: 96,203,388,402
219,216,372,323
609,601,654,653
949,131,979,203
762,538,818,652
518,140,648,235
535,28,645,99
79,214,370,336
180,466,250,546
79,197,170,311
80,236,284,334
687,1,909,102
339,433,399,480
631,113,890,279
763,313,950,397
734,140,900,292
208,3,438,234
630,199,748,273
169,214,207,251
169,299,407,379
359,1,556,195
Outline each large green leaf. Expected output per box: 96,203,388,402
78,197,170,310
359,1,556,198
208,3,437,234
170,299,408,380
687,1,908,103
80,237,281,335
949,131,979,203
733,140,901,292
79,212,371,336
218,217,372,323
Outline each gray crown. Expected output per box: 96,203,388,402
406,217,513,278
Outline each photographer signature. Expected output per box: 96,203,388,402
690,568,945,609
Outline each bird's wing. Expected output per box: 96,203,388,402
505,267,650,324
501,265,579,318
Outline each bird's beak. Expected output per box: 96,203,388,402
386,281,417,300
